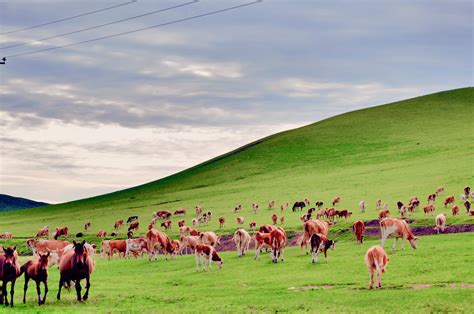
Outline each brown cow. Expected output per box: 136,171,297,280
234,204,242,213
199,231,220,247
444,195,455,208
270,228,286,263
190,229,200,236
179,235,200,254
378,210,390,219
53,227,68,240
26,239,70,258
254,232,272,260
280,216,285,224
271,214,278,225
300,220,331,254
258,224,276,234
161,220,172,230
436,186,445,195
252,203,259,214
57,241,94,302
365,245,389,289
0,246,21,307
107,240,127,260
427,193,436,203
338,209,352,219
332,196,341,206
114,219,124,230
153,210,172,219
423,204,435,215
195,206,203,216
451,205,460,216
195,244,223,271
380,218,417,250
128,222,139,232
268,200,275,209
353,220,365,244
35,226,50,239
236,216,245,225
249,222,256,230
125,237,147,258
174,209,186,216
146,228,174,261
218,217,225,228
19,252,50,305
280,204,285,212
96,230,107,238
0,232,13,239
178,220,185,228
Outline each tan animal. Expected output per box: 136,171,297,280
300,220,331,254
435,213,446,233
199,231,220,247
233,229,251,257
365,245,389,289
380,218,417,250
451,205,460,216
236,216,245,225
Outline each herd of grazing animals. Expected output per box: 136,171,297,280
0,185,473,307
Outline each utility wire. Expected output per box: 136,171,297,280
0,0,137,36
1,1,198,50
5,0,262,59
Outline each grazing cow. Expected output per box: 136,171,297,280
190,229,200,236
359,201,366,212
84,222,91,231
252,203,259,214
300,220,331,254
254,232,272,260
0,246,21,307
57,241,94,302
378,210,390,219
19,252,50,305
204,211,212,221
259,224,276,234
146,228,174,261
191,218,198,226
0,232,13,239
292,201,306,212
315,201,324,209
325,208,337,221
153,211,172,220
463,200,471,213
451,205,460,216
464,186,471,197
126,216,138,223
176,220,185,228
396,201,404,210
268,200,275,209
233,229,251,257
195,245,223,271
409,198,420,209
380,218,417,250
179,226,191,237
160,220,172,230
427,193,436,203
107,240,127,259
423,204,435,215
435,213,446,233
236,216,245,225
53,227,68,240
195,206,202,216
300,213,311,222
170,240,180,259
26,239,70,258
110,232,118,237
280,204,285,212
218,217,225,228
353,220,365,244
407,204,415,213
35,226,50,239
444,195,455,208
249,222,256,230
270,228,286,263
271,214,278,225
96,230,106,238
174,209,186,216
234,204,242,213
76,232,84,238
375,199,382,210
304,198,310,206
125,237,147,258
199,231,220,247
332,196,341,206
114,219,124,230
337,209,352,219
100,240,110,258
128,222,139,232
365,245,389,289
399,206,407,218
436,186,445,195
198,216,208,226
179,235,200,254
280,216,285,224
310,233,335,263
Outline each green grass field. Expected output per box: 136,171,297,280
6,233,474,313
1,88,473,312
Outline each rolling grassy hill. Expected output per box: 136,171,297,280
0,87,473,238
0,194,48,212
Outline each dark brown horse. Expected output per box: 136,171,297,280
20,252,50,305
0,246,21,307
57,241,94,302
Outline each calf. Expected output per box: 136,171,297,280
195,245,223,271
436,186,445,195
218,217,225,228
160,220,172,230
271,214,278,225
353,220,365,244
365,245,389,289
451,205,460,216
435,213,446,233
19,252,50,305
444,195,455,208
309,233,335,263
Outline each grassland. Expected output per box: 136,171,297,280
7,233,474,313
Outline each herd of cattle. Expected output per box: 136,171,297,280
0,186,472,307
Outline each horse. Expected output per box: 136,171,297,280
57,241,94,302
0,246,21,307
20,252,50,305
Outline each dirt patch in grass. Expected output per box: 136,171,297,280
288,285,333,291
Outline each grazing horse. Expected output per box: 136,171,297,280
0,246,21,307
20,252,50,305
53,227,68,240
292,201,305,212
57,241,94,302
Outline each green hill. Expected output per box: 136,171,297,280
0,194,48,211
1,87,473,237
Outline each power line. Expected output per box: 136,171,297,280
1,1,198,50
5,1,262,59
0,0,137,36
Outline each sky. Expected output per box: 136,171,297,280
0,0,472,203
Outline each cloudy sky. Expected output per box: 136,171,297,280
0,0,471,203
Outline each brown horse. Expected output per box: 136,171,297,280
0,246,21,307
20,252,50,305
57,241,94,302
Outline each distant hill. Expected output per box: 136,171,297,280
0,194,49,211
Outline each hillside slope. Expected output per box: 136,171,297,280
0,194,48,211
1,87,472,236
